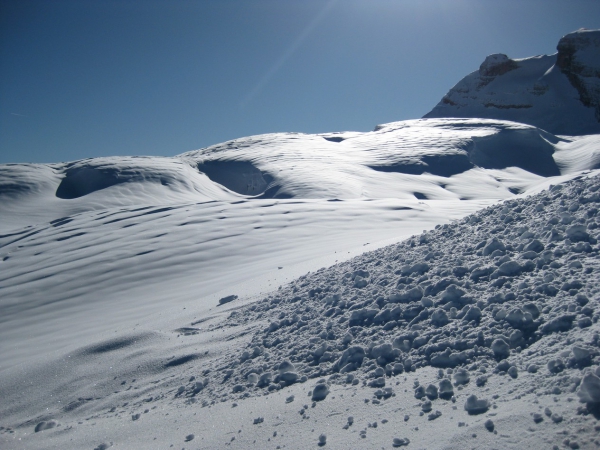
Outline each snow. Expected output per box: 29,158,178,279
2,32,600,450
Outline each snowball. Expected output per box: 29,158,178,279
464,394,490,415
334,346,365,372
572,346,591,363
354,276,368,288
218,294,238,305
491,339,510,359
425,384,438,400
439,379,454,399
393,437,410,447
542,315,576,334
278,360,295,374
453,368,470,385
577,372,600,404
371,343,394,361
312,383,330,401
498,260,522,276
430,308,449,326
439,285,466,304
566,225,590,242
257,372,272,388
524,239,545,253
483,238,506,256
547,358,566,374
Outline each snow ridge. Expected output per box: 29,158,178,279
3,118,596,232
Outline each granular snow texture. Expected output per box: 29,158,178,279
159,173,600,448
192,174,600,401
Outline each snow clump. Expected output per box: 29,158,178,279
175,174,600,413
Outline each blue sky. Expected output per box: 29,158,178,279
1,0,599,164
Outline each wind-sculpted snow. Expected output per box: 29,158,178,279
1,118,593,232
2,118,567,278
3,173,600,449
196,160,275,196
2,125,600,448
185,119,565,196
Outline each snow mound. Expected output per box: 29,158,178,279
3,118,593,231
425,29,600,135
170,174,600,408
53,156,229,200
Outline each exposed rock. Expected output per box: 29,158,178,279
425,29,600,135
557,29,600,122
479,54,519,77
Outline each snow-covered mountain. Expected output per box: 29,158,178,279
425,29,600,136
2,30,600,450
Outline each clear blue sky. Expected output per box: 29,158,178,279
1,0,599,164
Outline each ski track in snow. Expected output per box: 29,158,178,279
1,117,600,449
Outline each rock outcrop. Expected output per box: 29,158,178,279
424,29,600,136
556,29,600,122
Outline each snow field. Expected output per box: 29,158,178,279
2,117,600,448
3,173,600,449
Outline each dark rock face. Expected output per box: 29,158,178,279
479,54,519,78
556,29,600,121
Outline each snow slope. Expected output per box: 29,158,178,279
1,118,597,368
2,28,600,449
1,116,600,449
425,29,600,136
1,153,600,449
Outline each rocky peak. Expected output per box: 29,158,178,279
556,29,600,120
423,29,600,135
479,54,518,77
